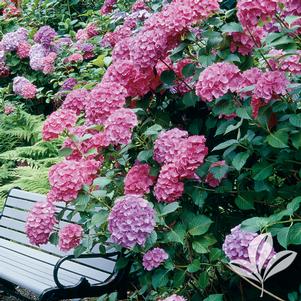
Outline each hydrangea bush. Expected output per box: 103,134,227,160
1,0,301,300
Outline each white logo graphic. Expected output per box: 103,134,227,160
228,233,297,298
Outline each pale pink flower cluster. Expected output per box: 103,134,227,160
153,129,208,202
254,71,289,101
42,109,77,141
142,247,168,271
85,82,127,125
108,195,156,248
59,224,83,252
62,88,90,115
47,159,100,203
239,67,263,98
66,53,84,63
160,295,186,301
196,62,241,102
124,163,155,195
103,108,138,145
42,52,57,74
132,0,149,12
25,201,57,246
205,161,227,187
12,76,37,99
76,23,99,42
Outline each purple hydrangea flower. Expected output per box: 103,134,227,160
222,225,275,265
34,26,57,46
29,44,50,71
1,27,28,52
61,78,78,91
143,248,169,271
108,195,156,249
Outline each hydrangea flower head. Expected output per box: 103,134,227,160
47,159,100,203
108,195,156,248
62,88,90,115
196,62,241,102
61,78,78,91
124,163,155,195
143,248,169,271
34,26,57,46
13,76,37,99
25,201,57,246
160,295,186,301
16,41,31,59
154,164,184,203
59,224,83,252
42,109,77,141
153,128,189,165
205,160,227,187
1,27,28,52
103,108,138,145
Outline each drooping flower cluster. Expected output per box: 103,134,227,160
12,76,37,99
124,163,155,195
25,201,57,246
108,195,156,248
222,225,275,264
153,129,208,202
47,159,101,203
42,109,77,141
59,224,83,252
196,62,241,102
62,88,90,115
142,248,169,271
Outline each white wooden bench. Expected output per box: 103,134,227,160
0,188,130,300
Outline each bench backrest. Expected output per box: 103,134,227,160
0,188,118,286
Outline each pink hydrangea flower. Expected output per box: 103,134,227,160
154,164,184,203
12,76,37,99
59,224,83,252
143,247,169,271
103,108,138,145
239,67,263,98
47,159,101,203
108,195,156,248
3,4,21,18
100,0,117,14
42,52,57,74
175,135,208,178
153,128,189,165
124,163,155,195
254,71,289,101
160,295,186,301
132,0,149,12
196,62,242,102
4,105,14,115
86,23,99,38
85,82,127,125
268,49,301,74
42,109,77,141
251,97,266,118
222,225,276,266
16,41,31,59
25,201,57,246
0,62,10,78
205,161,227,187
62,88,90,115
67,53,84,63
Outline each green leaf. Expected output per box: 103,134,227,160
192,235,217,254
212,139,238,151
266,130,289,148
252,162,273,181
166,223,186,245
277,227,290,249
287,197,301,213
49,232,59,245
75,193,90,211
221,22,243,33
160,70,177,85
289,114,301,128
182,63,196,77
235,194,255,210
144,124,163,137
59,147,73,157
288,223,301,245
187,259,201,273
74,245,87,258
241,217,269,232
209,248,223,262
93,177,112,188
224,119,243,135
198,271,209,289
161,202,180,216
137,149,153,162
203,294,224,301
191,189,208,208
91,211,108,226
173,270,186,287
152,269,169,289
232,152,249,171
210,165,229,180
188,215,213,236
182,91,199,108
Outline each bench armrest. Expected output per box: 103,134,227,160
53,252,120,289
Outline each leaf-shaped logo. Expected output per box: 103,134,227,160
228,233,297,298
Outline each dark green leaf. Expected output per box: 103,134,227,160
160,70,177,85
232,152,250,171
235,194,255,210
